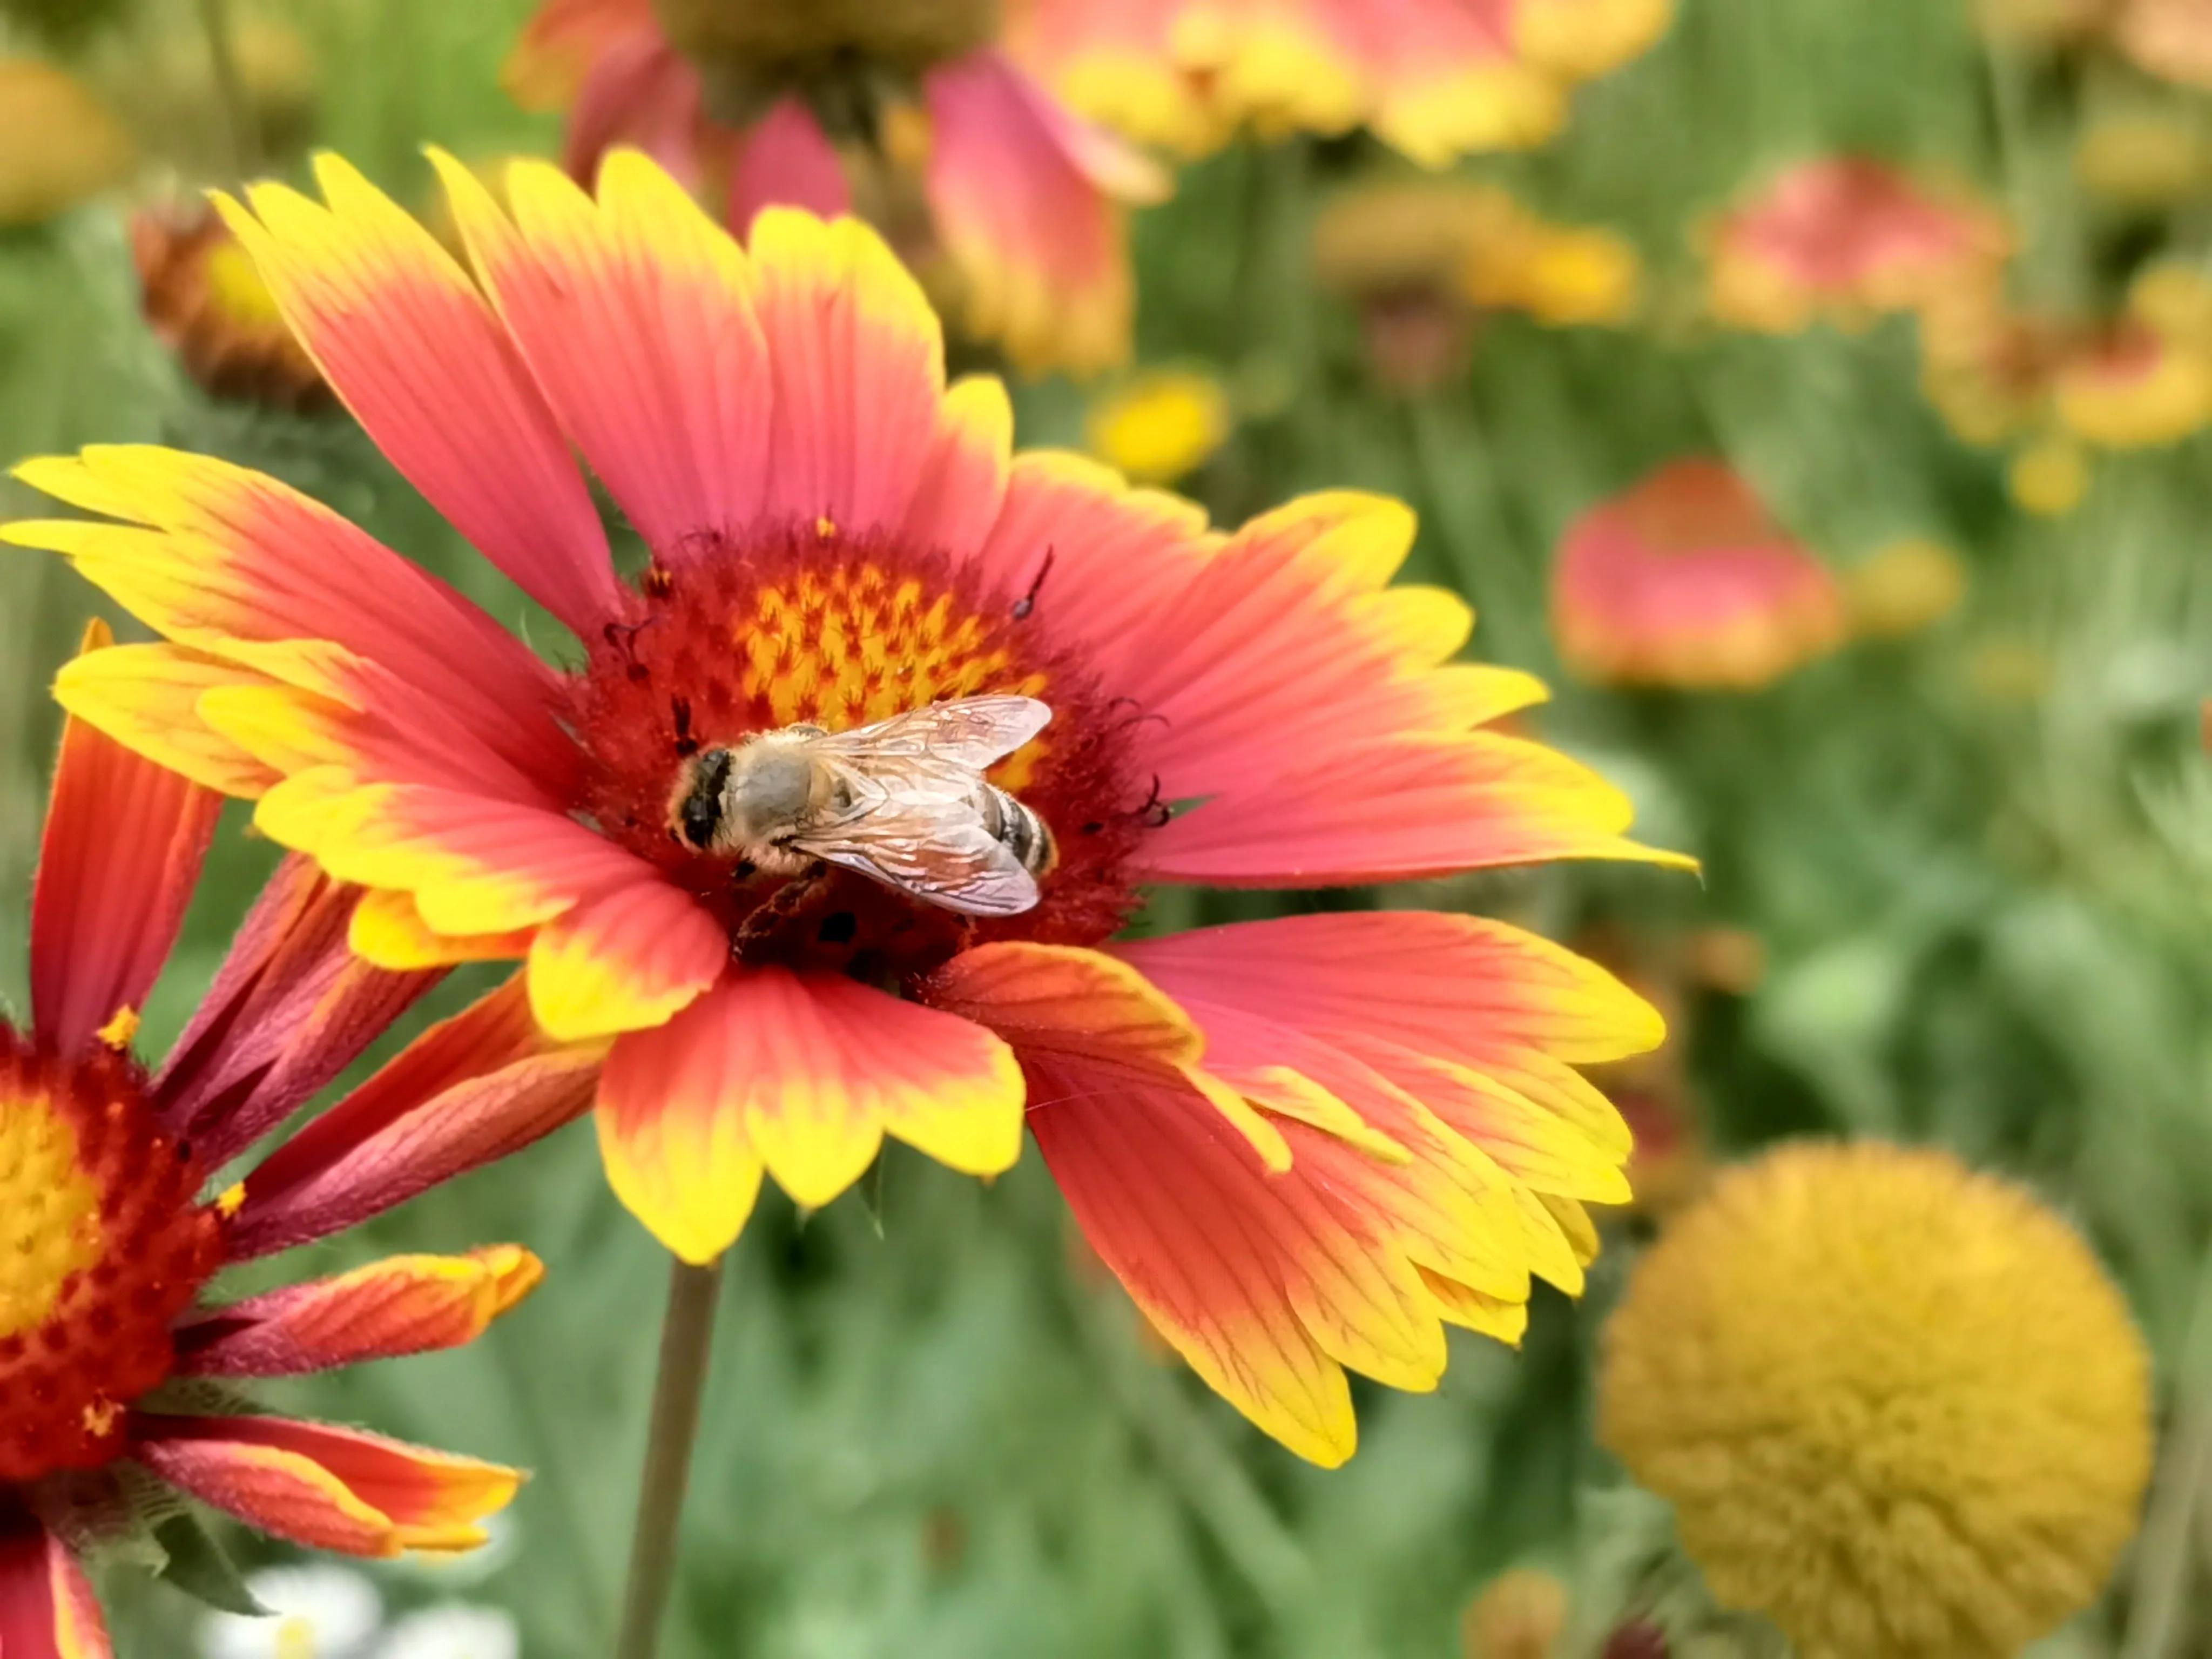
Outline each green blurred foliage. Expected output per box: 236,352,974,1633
3,0,2212,1654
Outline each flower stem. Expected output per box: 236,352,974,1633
193,0,260,179
614,1256,724,1659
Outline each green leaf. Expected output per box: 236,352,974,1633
151,1515,266,1618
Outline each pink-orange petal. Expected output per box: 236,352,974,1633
966,449,1213,650
136,1417,521,1556
1105,492,1483,798
176,1246,543,1378
901,373,1015,558
729,98,851,227
227,975,601,1257
213,156,619,635
1119,911,1665,1071
432,147,773,562
597,967,1024,1262
1136,732,1692,886
31,618,222,1058
151,859,442,1162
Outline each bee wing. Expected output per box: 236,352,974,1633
791,768,1041,918
815,695,1052,772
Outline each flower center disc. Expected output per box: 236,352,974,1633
572,518,1146,984
0,1030,221,1482
653,0,1002,75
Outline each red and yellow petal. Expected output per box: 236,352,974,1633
1030,1051,1442,1467
253,779,651,943
1136,732,1692,886
50,641,284,797
5,446,565,778
432,147,774,560
213,155,619,635
30,619,222,1060
0,1523,109,1659
921,940,1290,1170
526,877,731,1041
748,206,949,534
596,967,1024,1263
902,373,1015,558
1122,914,1656,1296
350,888,535,970
227,975,602,1258
505,0,656,109
136,1417,522,1556
176,1246,542,1378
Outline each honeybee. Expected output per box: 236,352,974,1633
668,694,1057,918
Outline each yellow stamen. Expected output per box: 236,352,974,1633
95,1004,139,1052
0,1092,105,1340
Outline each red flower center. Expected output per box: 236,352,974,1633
570,517,1146,983
0,1027,222,1484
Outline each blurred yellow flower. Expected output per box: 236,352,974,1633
2054,322,2212,448
1966,637,2056,703
1084,367,1232,482
1467,224,1643,326
1460,1567,1569,1659
2073,109,2211,206
1515,0,1674,83
1973,0,2107,45
0,57,132,227
2129,259,2212,347
2008,436,2090,516
1600,1142,2152,1659
1845,537,1967,639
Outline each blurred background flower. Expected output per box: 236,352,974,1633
504,0,1165,374
199,1564,382,1659
1549,457,1846,689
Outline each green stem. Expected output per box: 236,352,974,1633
613,1256,725,1659
193,0,260,179
2120,1247,2212,1659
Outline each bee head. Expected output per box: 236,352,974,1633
673,747,735,850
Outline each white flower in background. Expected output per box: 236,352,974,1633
377,1604,521,1659
199,1566,383,1659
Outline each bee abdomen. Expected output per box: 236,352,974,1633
984,785,1056,877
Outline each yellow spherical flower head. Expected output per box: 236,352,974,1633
1600,1142,2152,1659
1084,367,1231,483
